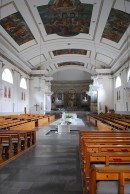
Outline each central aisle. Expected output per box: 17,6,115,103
35,126,83,194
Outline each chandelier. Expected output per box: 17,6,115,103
87,76,102,96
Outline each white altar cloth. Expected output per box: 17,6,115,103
49,118,85,132
57,124,70,134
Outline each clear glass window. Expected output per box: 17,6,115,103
20,78,27,89
115,76,121,88
2,68,13,84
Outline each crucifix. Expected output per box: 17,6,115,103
34,104,39,111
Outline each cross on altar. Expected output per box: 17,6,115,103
34,104,39,111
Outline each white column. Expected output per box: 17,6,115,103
29,77,45,113
45,94,51,112
13,70,19,112
17,73,21,112
97,75,114,113
26,78,30,113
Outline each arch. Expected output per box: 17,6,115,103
20,78,27,89
115,76,121,88
127,68,130,82
2,68,13,84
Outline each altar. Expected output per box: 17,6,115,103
49,112,85,133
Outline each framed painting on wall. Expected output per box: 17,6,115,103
4,86,7,98
52,96,55,103
21,91,23,100
8,87,11,98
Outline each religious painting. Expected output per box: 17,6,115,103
53,49,87,56
58,62,84,67
0,12,34,45
56,89,63,101
57,93,62,100
8,87,11,98
52,96,55,103
37,0,93,37
126,102,128,112
102,8,130,43
67,89,76,107
81,89,87,102
117,91,118,100
21,91,23,100
118,90,120,100
4,86,7,98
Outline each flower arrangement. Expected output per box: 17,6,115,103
58,121,72,125
65,114,73,118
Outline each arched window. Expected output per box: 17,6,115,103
20,78,27,89
115,76,121,88
127,68,130,82
2,68,13,84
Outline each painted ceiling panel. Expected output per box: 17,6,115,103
0,12,34,45
53,49,87,56
0,0,129,75
102,8,130,43
37,0,93,37
58,62,84,67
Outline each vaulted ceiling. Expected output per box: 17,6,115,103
0,0,130,76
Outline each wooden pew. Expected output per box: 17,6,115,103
0,129,36,165
0,131,28,154
88,114,130,130
0,135,14,160
90,166,130,194
113,119,130,130
37,117,48,126
82,147,130,191
0,132,21,154
79,131,130,193
47,115,55,123
80,136,130,158
97,120,113,131
10,121,35,131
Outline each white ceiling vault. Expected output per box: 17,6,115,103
0,0,130,76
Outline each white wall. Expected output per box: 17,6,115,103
0,58,29,115
53,69,91,81
113,62,130,113
29,77,52,113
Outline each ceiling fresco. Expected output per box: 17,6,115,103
53,49,87,56
37,0,93,37
0,0,130,75
103,8,130,43
58,62,84,67
0,12,34,45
